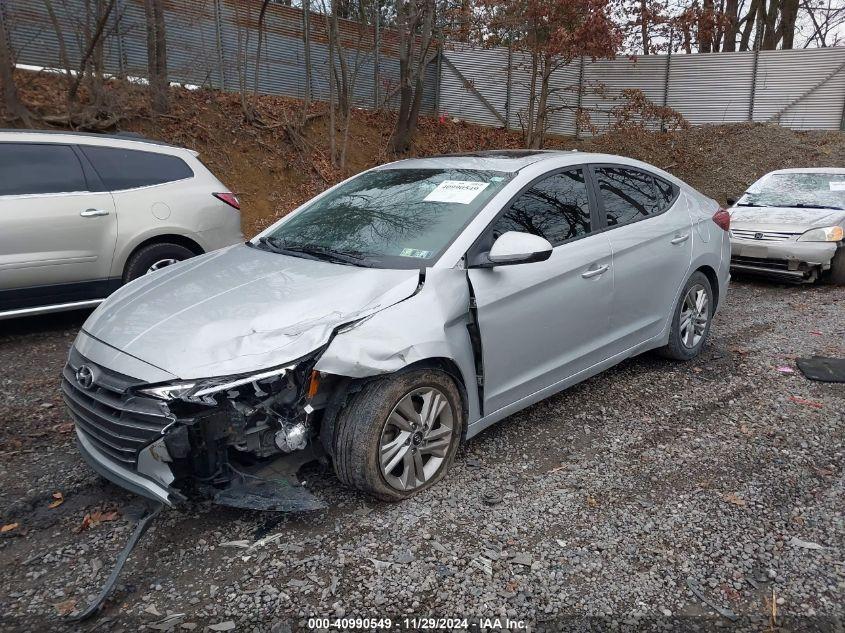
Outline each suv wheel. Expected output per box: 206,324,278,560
124,243,196,283
658,271,714,361
332,369,463,501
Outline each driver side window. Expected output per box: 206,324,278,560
490,168,592,247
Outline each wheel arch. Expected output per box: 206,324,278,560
317,356,472,457
693,263,720,309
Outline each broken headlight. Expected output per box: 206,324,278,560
139,364,296,402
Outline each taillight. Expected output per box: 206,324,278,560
712,208,730,231
213,192,240,210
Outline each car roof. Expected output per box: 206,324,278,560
767,167,845,175
0,128,189,153
376,151,684,182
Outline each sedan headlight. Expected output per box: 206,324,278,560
139,364,295,401
797,226,844,242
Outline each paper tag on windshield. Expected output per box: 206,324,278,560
424,180,490,204
829,182,845,191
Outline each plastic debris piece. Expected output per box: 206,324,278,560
686,577,739,622
789,395,824,409
776,366,794,374
796,356,845,383
788,536,825,550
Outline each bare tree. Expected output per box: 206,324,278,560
143,0,169,114
800,0,845,46
388,0,435,154
67,0,116,106
0,4,30,123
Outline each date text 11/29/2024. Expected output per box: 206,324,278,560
307,617,528,630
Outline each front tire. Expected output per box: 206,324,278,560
826,248,845,285
332,369,463,502
658,271,714,361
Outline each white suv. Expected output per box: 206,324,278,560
0,130,243,319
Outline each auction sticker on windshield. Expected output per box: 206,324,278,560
424,180,490,204
828,182,845,191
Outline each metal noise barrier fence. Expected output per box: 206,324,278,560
6,0,437,115
5,0,845,135
440,44,845,135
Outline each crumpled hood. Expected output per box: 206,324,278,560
83,245,421,379
730,206,845,232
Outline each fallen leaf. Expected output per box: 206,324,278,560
54,598,77,616
724,493,747,506
77,509,120,532
586,494,598,508
1,523,19,533
48,492,64,509
789,396,823,409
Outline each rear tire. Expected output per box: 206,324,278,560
123,242,196,283
658,271,714,361
332,369,463,502
826,248,845,285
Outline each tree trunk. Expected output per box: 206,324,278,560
68,0,115,105
699,0,714,53
252,0,271,109
0,5,30,123
641,0,650,54
302,0,312,116
739,0,759,50
778,0,799,48
722,0,739,51
761,0,781,49
143,0,169,114
388,0,434,154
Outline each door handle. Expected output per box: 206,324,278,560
80,208,110,217
581,264,609,279
670,233,690,245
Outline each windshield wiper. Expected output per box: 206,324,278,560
255,237,369,266
736,202,762,207
785,203,844,210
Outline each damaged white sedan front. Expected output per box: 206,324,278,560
62,150,731,510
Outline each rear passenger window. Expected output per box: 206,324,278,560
595,166,659,226
0,143,87,196
491,169,591,246
81,146,193,191
654,176,679,212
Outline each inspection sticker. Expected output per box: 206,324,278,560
399,248,431,258
424,180,490,204
829,181,845,191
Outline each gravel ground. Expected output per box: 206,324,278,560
0,277,843,632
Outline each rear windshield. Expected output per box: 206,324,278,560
738,173,845,210
261,168,512,268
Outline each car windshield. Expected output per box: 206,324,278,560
257,168,512,268
737,173,845,210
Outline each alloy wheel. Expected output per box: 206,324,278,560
147,258,179,274
680,283,709,349
379,387,454,492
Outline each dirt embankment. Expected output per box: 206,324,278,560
5,70,845,236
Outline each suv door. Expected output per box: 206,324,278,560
0,143,118,311
590,165,692,348
467,167,614,414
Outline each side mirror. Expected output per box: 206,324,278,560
486,231,553,266
726,196,737,206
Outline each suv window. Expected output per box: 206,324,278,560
594,166,659,227
490,169,592,246
0,143,87,196
80,146,193,191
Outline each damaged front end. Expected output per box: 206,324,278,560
62,346,328,511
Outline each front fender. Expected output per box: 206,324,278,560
314,268,481,424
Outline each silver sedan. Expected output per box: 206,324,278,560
729,168,845,283
61,150,731,508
